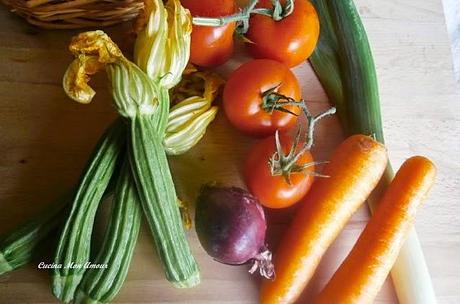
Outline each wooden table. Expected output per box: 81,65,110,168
0,0,459,303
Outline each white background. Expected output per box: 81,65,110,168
443,0,460,87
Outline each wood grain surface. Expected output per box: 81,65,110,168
0,0,459,303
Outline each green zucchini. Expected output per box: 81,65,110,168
129,114,200,288
0,173,119,277
74,158,141,304
0,192,70,275
52,118,126,303
62,28,200,289
0,106,196,278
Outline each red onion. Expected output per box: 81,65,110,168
195,185,274,279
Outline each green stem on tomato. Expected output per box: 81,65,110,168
191,0,295,33
303,106,337,150
260,84,336,150
260,83,305,116
269,105,336,184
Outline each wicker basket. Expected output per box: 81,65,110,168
2,0,144,29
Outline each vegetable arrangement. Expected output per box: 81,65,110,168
1,0,221,301
309,0,438,302
0,0,439,303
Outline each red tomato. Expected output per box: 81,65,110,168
181,0,236,67
244,134,315,209
246,0,320,67
223,59,301,137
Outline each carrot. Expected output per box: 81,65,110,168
260,134,388,304
314,156,436,304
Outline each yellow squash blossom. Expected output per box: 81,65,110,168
134,0,192,89
62,30,158,119
165,69,224,155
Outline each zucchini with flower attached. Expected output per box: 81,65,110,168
0,58,222,283
309,1,436,303
63,0,200,288
132,0,201,286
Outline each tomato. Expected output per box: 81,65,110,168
244,133,315,209
246,0,320,67
223,59,301,137
181,0,236,67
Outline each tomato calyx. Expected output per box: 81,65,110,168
269,0,295,21
269,129,314,185
269,105,337,185
261,83,305,116
191,0,295,34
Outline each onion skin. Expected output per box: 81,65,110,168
195,185,267,265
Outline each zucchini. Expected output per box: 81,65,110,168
52,118,126,303
0,164,118,277
129,114,200,287
74,158,141,304
63,28,200,289
0,193,70,275
0,104,199,278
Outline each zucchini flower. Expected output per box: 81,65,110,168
63,30,159,119
165,68,224,155
63,30,222,156
134,0,192,89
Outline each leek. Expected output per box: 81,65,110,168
310,1,437,303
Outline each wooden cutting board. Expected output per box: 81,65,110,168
0,0,459,303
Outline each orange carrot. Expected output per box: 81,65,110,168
260,135,388,304
314,156,436,304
